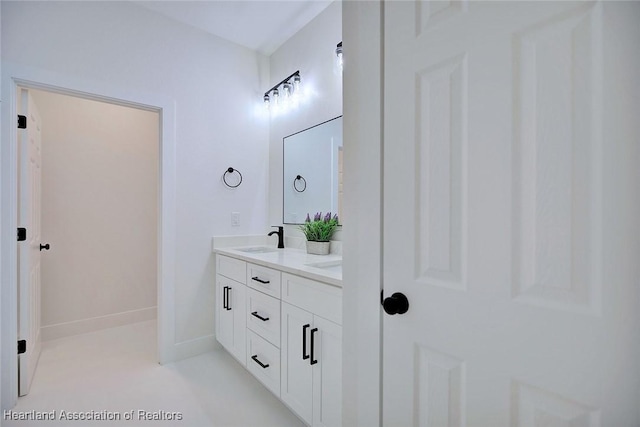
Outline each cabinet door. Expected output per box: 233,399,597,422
281,302,314,425
216,275,246,365
312,316,342,427
216,275,231,349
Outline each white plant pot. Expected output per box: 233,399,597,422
306,241,330,255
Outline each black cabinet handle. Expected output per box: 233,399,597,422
251,276,270,285
251,355,269,369
39,243,50,251
251,311,269,322
223,286,228,309
302,324,310,360
310,328,318,365
225,287,232,311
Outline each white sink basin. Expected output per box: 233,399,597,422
305,260,342,273
237,246,278,254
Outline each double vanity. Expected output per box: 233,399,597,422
212,114,344,425
213,243,342,427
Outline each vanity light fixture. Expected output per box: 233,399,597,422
336,41,343,70
263,70,301,112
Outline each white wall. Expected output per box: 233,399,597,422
1,1,269,351
267,1,342,239
32,90,158,340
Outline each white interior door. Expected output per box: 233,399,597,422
383,1,639,426
18,88,43,396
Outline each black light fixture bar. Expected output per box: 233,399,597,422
264,70,300,97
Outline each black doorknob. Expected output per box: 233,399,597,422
39,243,50,251
382,292,409,315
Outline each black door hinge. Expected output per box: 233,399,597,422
17,228,27,242
18,340,26,355
17,115,27,129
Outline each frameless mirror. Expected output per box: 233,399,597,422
283,116,343,224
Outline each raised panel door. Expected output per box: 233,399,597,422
18,89,43,396
383,1,640,426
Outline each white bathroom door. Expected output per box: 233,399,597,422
383,1,639,426
18,88,43,396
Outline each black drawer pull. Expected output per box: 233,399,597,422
302,324,310,360
251,311,269,322
226,287,232,311
251,276,270,285
310,327,318,365
251,355,269,369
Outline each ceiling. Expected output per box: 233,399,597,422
135,0,334,56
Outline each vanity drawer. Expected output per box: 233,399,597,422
247,263,281,298
246,329,281,397
281,273,342,325
217,255,246,284
247,288,281,347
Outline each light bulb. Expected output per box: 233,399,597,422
272,89,279,106
336,42,343,70
283,82,292,103
263,94,270,109
293,74,301,93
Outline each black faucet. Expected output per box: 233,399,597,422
268,226,285,249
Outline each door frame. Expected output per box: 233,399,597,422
342,2,384,427
1,63,177,409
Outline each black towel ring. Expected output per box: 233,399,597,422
293,175,307,192
223,167,243,188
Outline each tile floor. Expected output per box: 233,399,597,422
4,320,305,426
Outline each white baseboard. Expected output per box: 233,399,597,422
41,306,157,341
171,334,220,362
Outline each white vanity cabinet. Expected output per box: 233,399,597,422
281,273,342,427
214,250,342,427
215,256,247,365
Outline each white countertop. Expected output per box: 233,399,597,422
214,246,342,287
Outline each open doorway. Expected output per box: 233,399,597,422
17,87,160,396
2,64,177,411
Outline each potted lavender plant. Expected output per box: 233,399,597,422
299,212,339,255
